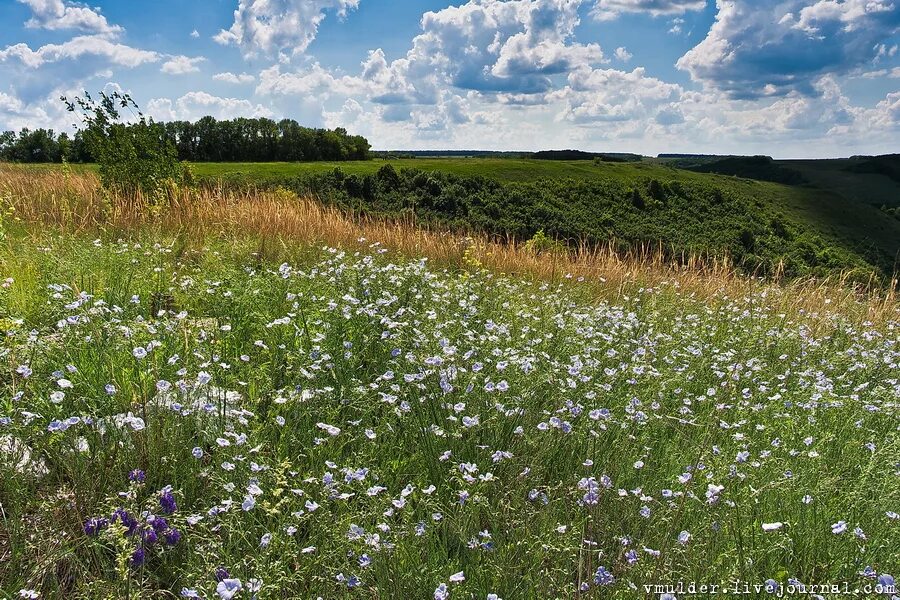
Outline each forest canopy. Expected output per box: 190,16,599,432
0,116,371,163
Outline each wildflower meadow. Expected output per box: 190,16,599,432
1,232,897,599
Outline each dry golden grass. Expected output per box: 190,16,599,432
1,163,896,322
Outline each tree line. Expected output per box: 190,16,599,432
0,116,371,163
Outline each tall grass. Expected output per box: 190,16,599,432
1,165,895,325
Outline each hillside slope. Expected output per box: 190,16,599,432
12,159,900,280
189,159,900,281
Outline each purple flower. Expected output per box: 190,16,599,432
215,567,230,582
151,516,170,532
83,517,109,536
159,488,177,514
164,529,181,546
143,528,158,546
112,509,139,536
129,546,146,568
128,469,146,483
594,566,614,586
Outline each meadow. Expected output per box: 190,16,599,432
0,166,898,599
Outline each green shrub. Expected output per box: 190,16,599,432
524,229,566,255
63,91,190,197
270,167,888,280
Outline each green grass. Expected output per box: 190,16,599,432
0,230,898,598
190,158,729,186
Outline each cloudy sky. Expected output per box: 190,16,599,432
0,0,898,157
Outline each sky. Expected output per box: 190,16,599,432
0,0,898,158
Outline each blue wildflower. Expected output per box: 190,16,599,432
594,566,614,586
159,488,177,514
164,529,181,546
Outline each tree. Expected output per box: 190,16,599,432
62,91,189,195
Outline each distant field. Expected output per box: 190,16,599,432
190,158,676,184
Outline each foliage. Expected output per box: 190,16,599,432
0,234,897,598
160,117,371,162
1,117,372,164
268,166,894,280
0,128,73,163
684,156,807,185
62,91,190,196
845,154,900,184
524,229,566,255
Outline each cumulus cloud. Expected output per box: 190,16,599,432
214,0,360,58
323,0,606,116
17,0,122,35
256,63,364,98
0,87,85,132
413,0,603,94
614,46,633,61
146,91,274,121
557,66,683,124
677,0,900,98
0,35,160,69
592,0,707,20
252,0,608,133
161,55,206,75
213,71,256,84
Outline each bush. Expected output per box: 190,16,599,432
524,229,566,255
63,91,190,197
630,188,646,210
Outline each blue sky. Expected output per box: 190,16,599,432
0,0,898,157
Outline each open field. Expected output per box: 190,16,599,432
1,166,899,598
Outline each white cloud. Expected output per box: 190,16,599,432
668,17,685,34
214,0,360,58
146,91,274,121
614,46,632,62
190,29,200,38
17,0,122,35
252,0,608,132
332,0,607,114
412,0,604,94
0,87,85,132
256,63,364,97
677,0,900,98
556,66,683,124
213,71,256,84
0,35,160,69
592,0,706,20
161,55,206,75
